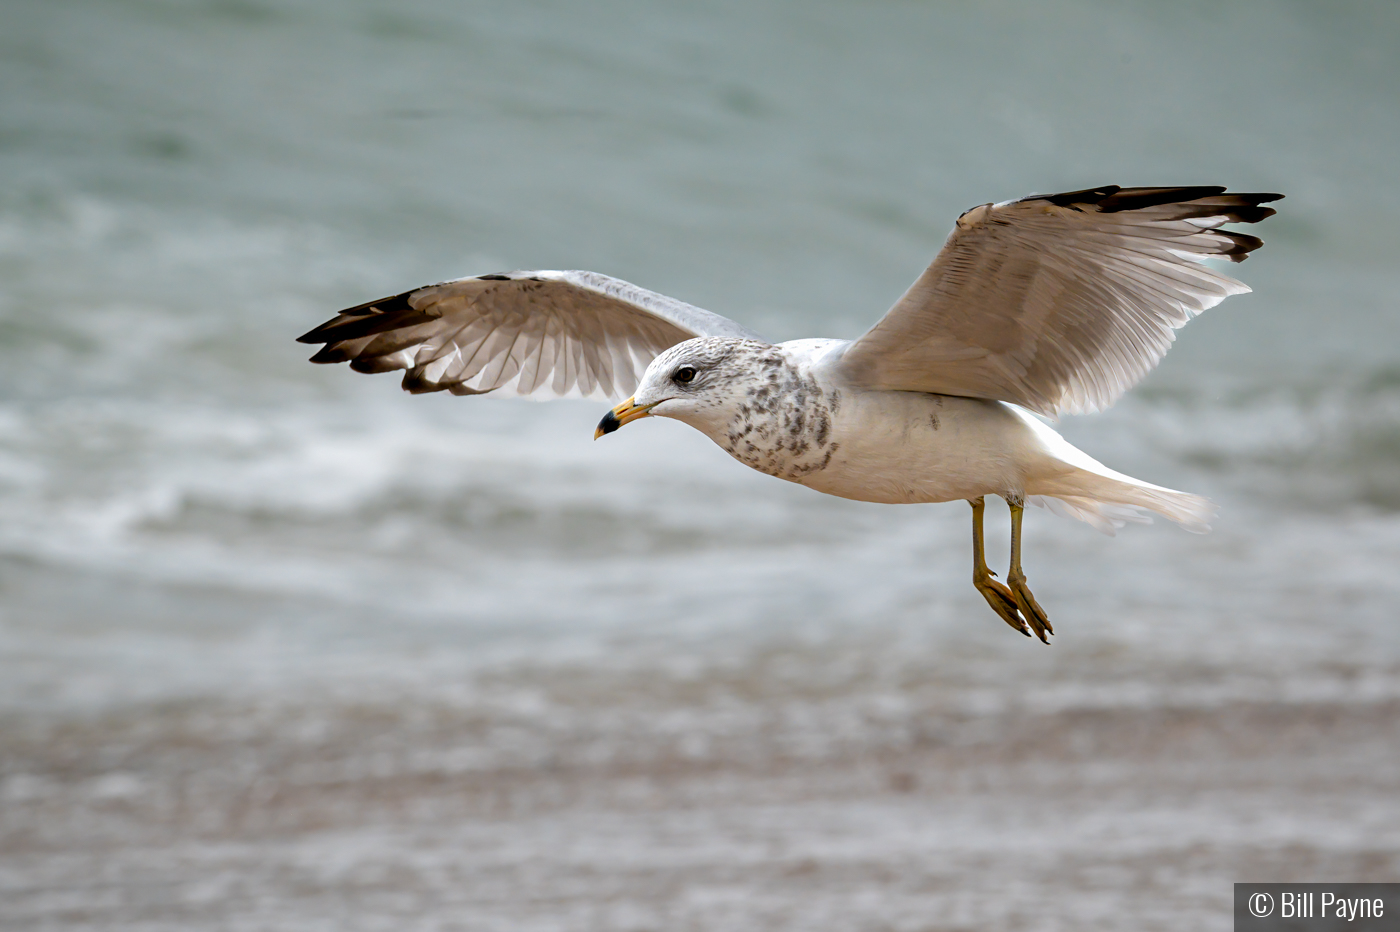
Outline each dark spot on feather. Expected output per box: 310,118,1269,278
476,273,512,281
789,407,805,437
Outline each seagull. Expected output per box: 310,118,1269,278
298,184,1280,642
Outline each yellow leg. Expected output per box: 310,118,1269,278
1007,498,1053,643
969,497,1030,637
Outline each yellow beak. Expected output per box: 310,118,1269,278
595,397,659,439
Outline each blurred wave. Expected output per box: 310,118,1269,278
0,0,1398,686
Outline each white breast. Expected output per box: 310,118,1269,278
687,339,1038,505
798,388,1036,505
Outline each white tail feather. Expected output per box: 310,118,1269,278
1012,406,1217,536
1027,495,1152,536
1028,487,1215,537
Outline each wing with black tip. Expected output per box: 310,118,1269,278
836,186,1282,417
298,270,765,400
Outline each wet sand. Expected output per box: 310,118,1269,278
5,630,1398,932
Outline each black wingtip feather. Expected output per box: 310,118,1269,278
297,314,366,344
303,308,440,345
1217,230,1265,261
1096,186,1227,212
1033,185,1122,207
1026,186,1283,225
335,290,417,318
349,356,410,375
297,290,426,345
400,370,451,394
1216,204,1278,224
297,322,343,344
309,345,354,364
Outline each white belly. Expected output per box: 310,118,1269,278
795,391,1037,505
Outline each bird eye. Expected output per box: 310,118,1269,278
672,366,697,384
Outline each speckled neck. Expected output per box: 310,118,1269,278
715,346,841,482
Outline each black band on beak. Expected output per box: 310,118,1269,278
596,409,622,436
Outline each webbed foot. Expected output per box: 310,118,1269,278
1007,570,1052,644
975,568,1032,637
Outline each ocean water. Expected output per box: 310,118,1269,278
2,2,1399,929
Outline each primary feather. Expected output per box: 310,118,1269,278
834,185,1281,417
298,269,763,401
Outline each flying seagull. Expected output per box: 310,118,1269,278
298,184,1281,642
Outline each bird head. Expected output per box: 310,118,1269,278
595,337,771,439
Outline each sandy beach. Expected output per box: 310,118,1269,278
5,579,1400,930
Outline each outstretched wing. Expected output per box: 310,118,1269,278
298,269,764,400
835,186,1282,417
